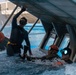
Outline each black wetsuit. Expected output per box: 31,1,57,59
7,10,31,56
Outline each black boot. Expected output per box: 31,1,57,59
27,56,32,61
19,54,27,60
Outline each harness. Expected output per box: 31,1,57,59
7,41,23,49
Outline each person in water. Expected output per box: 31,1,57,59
21,45,59,61
23,45,72,64
41,46,72,64
6,7,32,56
42,46,73,64
41,45,59,61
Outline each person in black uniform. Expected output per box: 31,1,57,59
7,7,32,56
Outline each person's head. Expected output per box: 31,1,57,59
61,47,71,60
48,45,58,55
19,17,27,27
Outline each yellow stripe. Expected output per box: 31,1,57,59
7,41,17,45
7,41,10,44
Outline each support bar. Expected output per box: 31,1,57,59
28,18,39,34
0,5,18,32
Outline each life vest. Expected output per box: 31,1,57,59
50,45,58,51
48,45,58,54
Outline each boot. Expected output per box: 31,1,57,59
19,54,27,60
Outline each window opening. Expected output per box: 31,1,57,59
44,31,56,50
57,34,70,57
24,23,46,49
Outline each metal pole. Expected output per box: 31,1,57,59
0,5,18,32
28,18,39,34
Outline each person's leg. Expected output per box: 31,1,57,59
19,45,28,60
23,45,28,54
13,46,21,54
6,44,14,56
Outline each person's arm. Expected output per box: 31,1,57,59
24,32,32,55
12,7,26,29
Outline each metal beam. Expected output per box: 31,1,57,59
0,5,18,32
28,18,39,34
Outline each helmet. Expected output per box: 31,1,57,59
61,47,71,56
49,45,58,51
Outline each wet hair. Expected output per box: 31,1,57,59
19,17,27,25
